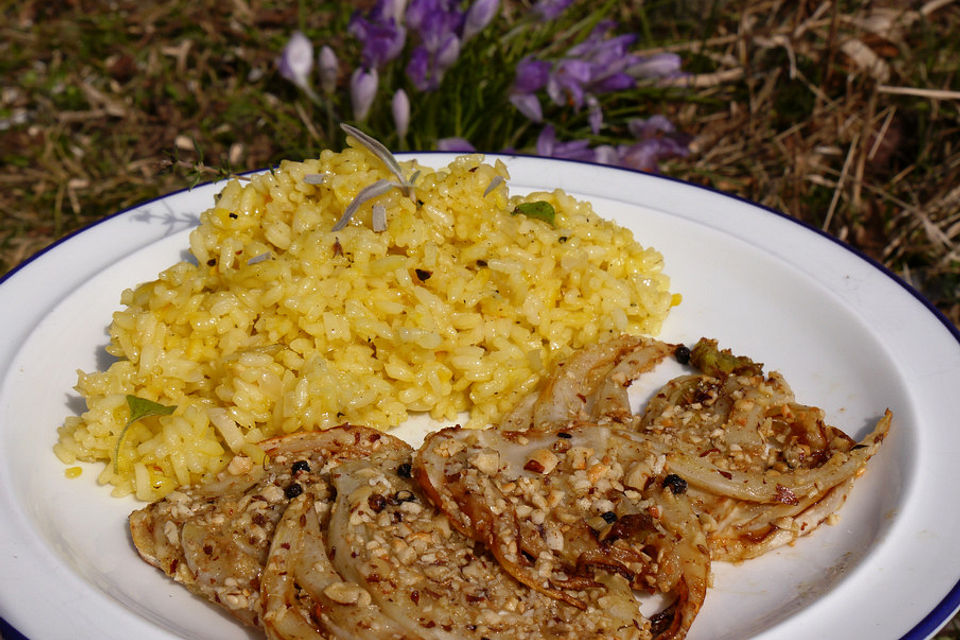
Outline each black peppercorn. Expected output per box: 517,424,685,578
600,511,618,523
674,344,691,365
292,460,310,473
662,474,688,495
396,462,412,478
285,483,303,499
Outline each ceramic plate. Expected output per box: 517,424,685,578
1,154,959,639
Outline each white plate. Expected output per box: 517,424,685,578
1,154,959,640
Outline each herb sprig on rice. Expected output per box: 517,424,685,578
54,132,675,501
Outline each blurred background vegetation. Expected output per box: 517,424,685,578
2,0,958,335
1,0,959,636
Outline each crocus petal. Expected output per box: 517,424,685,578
590,72,635,93
569,30,636,65
617,136,688,172
627,52,683,79
617,139,661,172
628,114,676,139
546,59,592,109
536,125,596,161
406,46,432,91
586,95,602,134
553,139,596,161
382,24,408,64
392,89,410,138
318,45,339,94
436,137,476,152
278,31,313,90
374,0,408,23
435,34,461,71
509,92,543,122
405,0,432,30
536,125,557,156
350,67,379,121
350,15,407,68
462,0,498,41
532,0,574,20
593,145,620,165
512,57,552,93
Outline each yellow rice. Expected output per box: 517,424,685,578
54,142,674,500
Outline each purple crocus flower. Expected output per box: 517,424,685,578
435,33,461,69
593,145,620,165
616,114,690,171
626,52,684,79
373,0,408,23
628,114,677,138
278,31,314,92
350,67,379,121
564,22,640,94
535,125,596,162
567,23,636,61
597,137,688,172
436,137,476,152
546,59,592,109
405,36,460,91
509,57,551,121
591,72,636,93
406,47,432,91
513,57,552,93
404,0,464,91
407,0,463,49
392,89,410,138
349,13,406,69
462,0,499,42
616,139,675,172
586,95,602,134
509,93,543,122
532,0,574,20
318,45,339,94
404,0,432,30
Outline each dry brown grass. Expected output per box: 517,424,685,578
651,0,960,330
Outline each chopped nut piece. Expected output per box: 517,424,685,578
323,581,372,606
226,455,253,475
469,450,501,475
567,446,594,471
524,448,559,474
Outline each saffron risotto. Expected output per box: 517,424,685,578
54,142,675,500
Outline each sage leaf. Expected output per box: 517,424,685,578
512,201,556,226
114,395,176,472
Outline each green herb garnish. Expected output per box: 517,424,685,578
689,338,764,378
113,395,176,472
512,201,556,226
